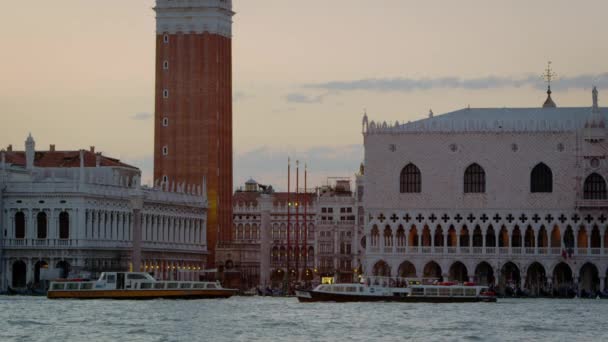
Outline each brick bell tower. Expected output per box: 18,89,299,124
153,0,234,267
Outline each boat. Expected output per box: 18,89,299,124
296,277,497,303
47,272,237,300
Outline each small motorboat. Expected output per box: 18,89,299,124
47,272,237,300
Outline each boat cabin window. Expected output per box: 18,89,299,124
346,286,357,292
127,274,148,280
154,283,165,289
452,288,464,296
465,288,476,296
206,284,217,289
167,283,178,289
80,283,93,290
107,274,116,284
334,286,344,292
359,287,364,292
180,283,192,289
425,288,438,296
193,283,206,289
52,283,65,290
439,288,450,296
67,283,80,290
140,282,153,289
412,288,424,296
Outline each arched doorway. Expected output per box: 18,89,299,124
474,262,494,286
500,262,521,296
397,261,416,278
12,260,27,288
449,261,468,282
423,261,442,280
553,262,574,297
579,263,599,296
56,260,71,279
526,262,547,297
372,260,390,277
34,260,49,284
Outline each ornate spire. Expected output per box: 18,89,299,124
542,61,557,108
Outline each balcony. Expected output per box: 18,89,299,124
575,199,608,209
364,244,607,257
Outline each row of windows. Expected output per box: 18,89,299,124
399,162,607,199
15,212,70,239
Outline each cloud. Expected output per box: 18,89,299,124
130,112,153,121
285,92,328,104
303,73,608,93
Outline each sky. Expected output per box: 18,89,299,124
1,0,607,190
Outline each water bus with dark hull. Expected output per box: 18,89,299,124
47,272,237,300
296,278,497,303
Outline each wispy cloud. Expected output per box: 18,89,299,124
130,112,153,121
285,92,328,104
304,73,608,93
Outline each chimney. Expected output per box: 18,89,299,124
95,152,102,167
7,145,12,152
90,146,95,153
49,144,56,152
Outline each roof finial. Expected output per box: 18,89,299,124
541,61,557,108
429,109,434,118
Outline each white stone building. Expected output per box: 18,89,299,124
0,135,207,291
362,88,608,296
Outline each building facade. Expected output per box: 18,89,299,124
362,88,608,296
216,179,360,289
0,136,207,291
153,0,235,266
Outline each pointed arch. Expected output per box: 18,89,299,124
400,163,421,193
397,261,417,278
550,225,561,248
423,261,442,279
37,212,47,239
530,163,553,193
434,225,444,247
583,173,607,200
464,163,485,193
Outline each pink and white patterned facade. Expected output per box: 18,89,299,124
362,88,608,295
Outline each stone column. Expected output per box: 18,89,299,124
130,196,144,273
456,234,461,253
259,195,272,287
600,276,605,292
601,233,605,256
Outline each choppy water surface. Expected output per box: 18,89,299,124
0,296,606,341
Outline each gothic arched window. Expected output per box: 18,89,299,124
583,173,607,200
531,163,553,193
464,163,485,193
400,163,421,193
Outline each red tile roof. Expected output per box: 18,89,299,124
3,150,138,170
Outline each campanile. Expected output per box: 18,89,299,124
153,0,234,267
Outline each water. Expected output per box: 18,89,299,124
0,296,605,342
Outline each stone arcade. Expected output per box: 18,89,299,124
362,87,608,296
